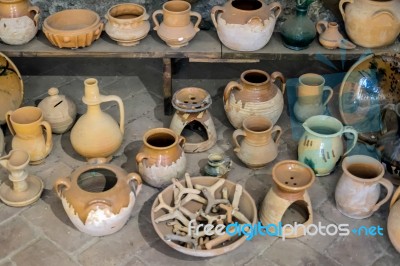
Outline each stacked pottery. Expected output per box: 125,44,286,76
136,128,186,188
211,0,281,51
388,186,400,253
316,21,355,50
224,69,285,129
0,0,40,45
339,0,400,48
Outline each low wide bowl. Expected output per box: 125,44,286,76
151,176,257,257
43,9,103,48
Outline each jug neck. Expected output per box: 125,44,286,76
245,129,271,144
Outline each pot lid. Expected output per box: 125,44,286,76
38,87,77,121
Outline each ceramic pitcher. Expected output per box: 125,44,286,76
316,21,355,50
298,115,358,176
152,1,201,48
335,155,393,219
224,69,286,129
293,73,333,122
233,116,281,168
70,78,124,162
6,106,53,164
388,186,400,252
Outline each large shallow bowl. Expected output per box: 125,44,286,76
43,9,103,49
0,52,23,125
151,176,257,257
339,53,400,143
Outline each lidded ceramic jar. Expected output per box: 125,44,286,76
38,87,77,134
211,0,281,51
223,69,286,129
54,163,142,236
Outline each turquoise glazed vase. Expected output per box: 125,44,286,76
280,0,316,50
298,115,358,176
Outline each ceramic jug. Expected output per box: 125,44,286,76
70,78,124,161
136,128,186,188
54,163,142,236
293,73,333,122
298,115,358,176
203,153,232,178
224,69,286,129
316,21,355,50
152,1,201,48
211,0,281,51
339,0,400,48
233,116,281,168
388,186,400,252
6,106,53,164
0,0,40,45
335,155,393,219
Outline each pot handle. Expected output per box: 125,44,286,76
247,17,264,26
135,152,147,164
94,23,104,39
223,81,243,106
269,2,282,19
127,172,142,197
390,186,400,209
54,177,71,198
152,9,163,31
372,178,394,213
211,6,224,30
380,103,396,135
142,12,150,21
28,6,40,26
316,20,328,35
232,129,246,153
271,71,286,95
190,11,202,32
271,125,282,144
342,126,358,156
5,111,15,136
100,95,125,134
339,0,353,21
322,86,333,106
40,121,53,155
178,136,186,148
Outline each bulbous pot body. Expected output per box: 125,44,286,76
211,0,281,51
339,0,400,48
388,187,400,252
223,69,286,129
54,164,142,236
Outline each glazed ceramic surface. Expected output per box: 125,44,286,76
388,186,400,252
6,106,53,165
339,0,400,48
203,153,232,178
335,155,393,219
298,115,358,176
38,87,76,134
293,73,333,122
316,21,355,50
152,1,201,48
136,128,186,188
339,53,400,143
43,9,103,48
233,116,281,168
54,164,142,236
105,3,150,46
224,69,286,129
0,52,23,125
211,0,281,51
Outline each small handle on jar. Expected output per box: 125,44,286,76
211,6,224,30
127,172,142,196
178,136,186,148
247,17,264,26
223,81,243,106
232,129,246,153
28,5,40,26
271,71,286,95
372,178,394,213
135,152,147,164
380,103,397,135
269,2,282,19
40,121,53,155
190,11,202,32
342,126,358,156
94,23,104,39
390,186,400,209
316,20,328,35
339,0,353,21
54,177,71,198
322,86,333,106
152,9,163,31
100,95,125,134
5,111,15,136
271,125,282,144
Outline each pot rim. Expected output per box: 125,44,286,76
240,69,271,87
163,1,191,14
143,128,179,150
341,155,384,183
9,106,43,125
43,9,101,34
272,160,315,192
107,3,146,22
302,115,344,138
242,115,272,134
230,0,264,12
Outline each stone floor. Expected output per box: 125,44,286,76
0,58,398,266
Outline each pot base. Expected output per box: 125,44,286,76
0,175,43,207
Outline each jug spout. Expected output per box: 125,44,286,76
83,78,102,105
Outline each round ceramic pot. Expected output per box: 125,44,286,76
136,128,186,188
105,3,150,46
388,186,400,252
211,0,281,51
223,69,286,129
54,163,142,236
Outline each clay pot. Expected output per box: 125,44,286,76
70,78,124,161
316,21,355,50
203,153,232,178
211,0,281,51
54,163,142,236
136,128,186,188
388,186,400,252
6,106,53,165
298,115,358,176
152,1,201,48
105,3,150,46
335,155,393,219
38,87,77,134
0,0,40,45
339,0,400,48
233,116,281,168
223,69,286,129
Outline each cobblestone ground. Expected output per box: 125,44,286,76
0,58,398,265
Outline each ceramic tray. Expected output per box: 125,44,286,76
339,53,400,143
0,52,23,125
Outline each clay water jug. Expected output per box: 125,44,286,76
339,0,400,48
316,21,355,50
335,155,393,219
233,116,282,168
388,186,400,253
6,106,53,164
298,115,358,176
70,78,125,161
224,69,286,129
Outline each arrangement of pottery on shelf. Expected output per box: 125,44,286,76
211,0,281,51
316,21,355,50
203,153,232,178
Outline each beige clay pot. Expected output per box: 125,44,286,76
388,186,400,253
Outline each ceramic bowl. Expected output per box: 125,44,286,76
43,9,103,49
151,176,257,257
